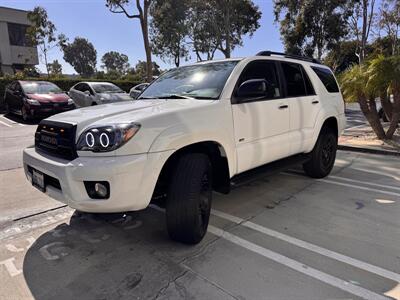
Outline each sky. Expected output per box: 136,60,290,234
0,0,283,74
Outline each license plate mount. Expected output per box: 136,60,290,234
32,168,45,192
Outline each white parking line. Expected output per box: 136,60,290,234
0,120,12,127
328,175,400,191
211,209,400,282
208,225,390,300
283,172,400,197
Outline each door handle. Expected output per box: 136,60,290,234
312,100,319,104
278,105,288,109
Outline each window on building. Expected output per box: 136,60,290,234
8,23,31,47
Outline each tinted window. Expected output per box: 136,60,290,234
281,62,307,97
236,61,281,99
8,23,31,47
311,66,339,93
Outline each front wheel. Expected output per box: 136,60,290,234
21,106,31,122
303,129,337,178
166,153,212,244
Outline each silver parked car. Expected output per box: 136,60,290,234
69,82,132,107
129,83,149,99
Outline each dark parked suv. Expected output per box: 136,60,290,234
4,81,75,121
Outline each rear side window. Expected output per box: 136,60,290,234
311,66,339,93
281,62,308,97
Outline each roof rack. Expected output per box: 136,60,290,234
256,51,322,64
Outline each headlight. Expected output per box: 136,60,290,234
76,123,140,152
26,98,40,105
67,98,74,105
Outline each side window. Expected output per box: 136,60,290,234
74,83,83,92
281,62,307,97
236,61,281,99
311,66,339,93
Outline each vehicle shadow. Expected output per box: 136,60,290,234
22,208,217,300
2,113,41,125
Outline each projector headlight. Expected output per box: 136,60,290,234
76,123,140,152
67,98,74,105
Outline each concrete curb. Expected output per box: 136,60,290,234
338,144,400,157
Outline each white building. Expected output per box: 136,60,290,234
0,6,38,75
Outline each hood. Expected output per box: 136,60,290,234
46,98,212,132
98,92,132,101
27,93,69,103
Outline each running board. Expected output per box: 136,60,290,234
230,154,310,189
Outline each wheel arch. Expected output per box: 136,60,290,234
152,141,231,203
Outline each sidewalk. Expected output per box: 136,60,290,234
339,124,400,156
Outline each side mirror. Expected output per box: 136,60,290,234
236,79,269,101
84,90,91,96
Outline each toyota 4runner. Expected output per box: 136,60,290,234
23,51,346,244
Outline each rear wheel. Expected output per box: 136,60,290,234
303,128,337,178
166,153,212,244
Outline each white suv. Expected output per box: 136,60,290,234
23,52,346,244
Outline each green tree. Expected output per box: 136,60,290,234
106,0,153,81
377,0,400,56
27,6,57,77
60,37,97,77
135,60,161,80
150,0,190,67
273,0,350,59
101,51,130,74
346,0,376,63
367,55,400,138
47,59,62,76
340,55,400,140
213,0,261,58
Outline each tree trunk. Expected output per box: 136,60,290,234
380,91,393,121
358,95,386,139
43,48,50,78
138,1,152,82
386,85,400,139
224,1,231,58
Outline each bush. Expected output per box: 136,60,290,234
0,77,143,111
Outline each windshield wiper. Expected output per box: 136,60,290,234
139,94,194,100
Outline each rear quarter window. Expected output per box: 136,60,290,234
311,66,339,93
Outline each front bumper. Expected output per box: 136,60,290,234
23,147,173,213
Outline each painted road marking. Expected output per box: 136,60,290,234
0,120,12,127
283,172,400,197
208,225,391,300
328,175,400,191
211,209,400,282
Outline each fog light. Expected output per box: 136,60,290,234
84,181,110,199
95,183,108,197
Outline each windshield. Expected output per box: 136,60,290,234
138,61,239,100
91,83,124,94
21,82,63,94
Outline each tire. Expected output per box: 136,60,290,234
303,128,337,179
166,153,212,244
21,106,30,122
4,102,10,115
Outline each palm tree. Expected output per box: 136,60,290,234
367,55,400,139
341,63,386,139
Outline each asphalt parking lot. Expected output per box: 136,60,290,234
0,112,399,300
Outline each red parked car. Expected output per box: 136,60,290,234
4,81,75,121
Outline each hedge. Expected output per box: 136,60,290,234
0,78,143,111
